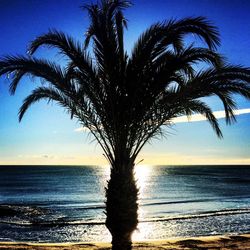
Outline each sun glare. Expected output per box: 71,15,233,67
134,165,152,196
133,165,153,241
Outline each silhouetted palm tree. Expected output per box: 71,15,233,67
1,1,250,249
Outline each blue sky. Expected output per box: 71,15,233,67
0,0,250,165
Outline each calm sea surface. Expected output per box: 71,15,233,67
0,165,249,242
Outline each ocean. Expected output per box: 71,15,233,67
0,165,249,243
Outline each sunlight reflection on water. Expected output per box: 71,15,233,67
134,165,152,198
1,165,250,242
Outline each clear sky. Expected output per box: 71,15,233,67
0,0,250,165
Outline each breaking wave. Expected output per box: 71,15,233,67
1,205,249,227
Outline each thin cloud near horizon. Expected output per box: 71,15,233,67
173,108,250,123
75,108,250,132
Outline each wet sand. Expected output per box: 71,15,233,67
0,234,250,249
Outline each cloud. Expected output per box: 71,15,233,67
18,154,55,159
172,108,250,124
74,127,90,132
74,125,100,132
74,108,250,132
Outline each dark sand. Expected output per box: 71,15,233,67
0,234,250,249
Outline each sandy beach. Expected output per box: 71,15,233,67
0,234,250,249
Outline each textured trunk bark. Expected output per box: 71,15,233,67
105,162,138,250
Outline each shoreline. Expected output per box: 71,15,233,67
0,233,250,249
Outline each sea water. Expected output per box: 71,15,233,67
0,165,249,242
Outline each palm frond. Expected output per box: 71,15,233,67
177,45,225,68
9,70,26,95
170,17,220,50
18,86,68,121
129,16,220,75
28,30,83,57
177,99,223,138
28,30,98,80
0,55,68,94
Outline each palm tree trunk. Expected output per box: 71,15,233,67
105,162,138,250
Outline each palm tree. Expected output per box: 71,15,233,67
1,0,250,249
